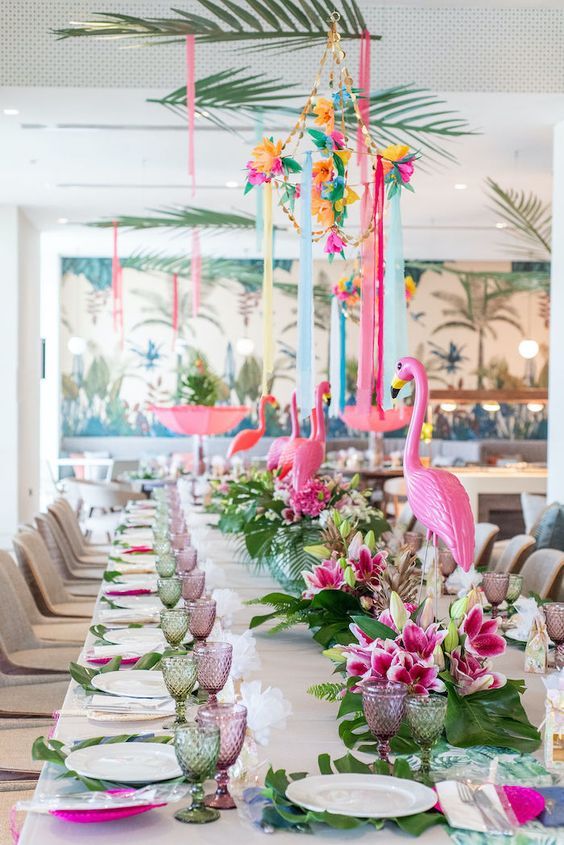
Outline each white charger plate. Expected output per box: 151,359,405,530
65,742,180,784
286,774,436,819
111,595,162,611
104,628,165,649
91,670,169,699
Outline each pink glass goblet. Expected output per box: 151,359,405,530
194,641,233,704
482,572,509,618
186,598,216,644
404,531,423,555
181,569,206,601
197,703,247,810
169,515,187,535
176,546,198,573
171,531,189,552
361,679,407,762
545,603,564,669
439,549,457,594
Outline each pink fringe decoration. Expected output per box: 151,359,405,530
191,230,201,317
186,34,196,197
357,29,371,185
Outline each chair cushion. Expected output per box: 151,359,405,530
533,503,564,550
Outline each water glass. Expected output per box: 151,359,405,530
405,694,447,780
157,576,182,609
181,569,206,601
361,679,407,762
186,598,217,643
171,531,189,552
161,654,198,726
506,574,523,605
156,553,177,578
176,546,198,573
194,641,233,704
154,537,172,557
404,531,423,555
197,703,247,810
174,724,221,824
482,572,509,618
160,608,190,649
545,603,564,669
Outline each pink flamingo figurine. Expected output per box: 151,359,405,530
292,381,331,491
227,394,277,460
277,407,316,479
390,357,474,571
266,391,300,471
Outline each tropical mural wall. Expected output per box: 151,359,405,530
60,257,549,440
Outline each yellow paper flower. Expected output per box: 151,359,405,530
335,148,352,166
312,159,334,186
311,191,334,228
313,97,335,131
404,274,416,301
379,143,410,162
251,137,284,174
345,186,360,205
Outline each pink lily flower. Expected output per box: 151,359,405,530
350,546,387,583
325,231,346,255
378,603,417,633
449,647,506,696
302,557,345,599
385,648,445,695
459,605,506,659
401,620,447,661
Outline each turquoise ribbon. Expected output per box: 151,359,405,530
382,192,408,410
339,308,346,412
296,151,314,419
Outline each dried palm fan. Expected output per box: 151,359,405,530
373,548,420,612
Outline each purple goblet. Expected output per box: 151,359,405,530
482,572,509,618
545,603,564,669
194,641,233,704
186,597,216,644
171,530,189,552
181,569,206,601
176,546,198,573
361,679,407,762
197,703,247,810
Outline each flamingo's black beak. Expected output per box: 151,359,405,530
323,392,332,406
390,376,407,400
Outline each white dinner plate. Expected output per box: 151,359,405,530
285,774,436,819
110,595,162,611
91,670,169,699
65,742,181,784
103,628,166,649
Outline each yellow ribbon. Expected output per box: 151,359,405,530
262,181,274,393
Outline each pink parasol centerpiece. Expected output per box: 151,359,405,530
341,404,413,433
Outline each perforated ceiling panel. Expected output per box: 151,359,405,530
1,1,563,92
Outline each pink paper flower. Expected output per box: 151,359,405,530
459,605,506,659
330,130,346,149
350,546,387,583
325,231,345,255
397,159,415,183
449,647,506,696
246,162,268,185
401,620,447,661
302,557,345,599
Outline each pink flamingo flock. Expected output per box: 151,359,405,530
391,356,474,572
286,381,331,491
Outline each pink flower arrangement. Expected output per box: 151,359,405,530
343,633,445,696
459,605,506,658
289,478,331,518
302,557,345,599
449,647,505,696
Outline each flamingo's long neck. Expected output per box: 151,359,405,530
314,387,325,442
290,392,299,439
309,409,318,441
404,363,428,475
257,398,269,434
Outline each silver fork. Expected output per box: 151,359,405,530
456,781,499,833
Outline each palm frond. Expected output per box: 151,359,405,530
307,682,345,702
410,261,550,293
486,178,551,258
90,206,256,231
54,1,379,50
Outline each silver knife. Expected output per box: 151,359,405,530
474,787,515,834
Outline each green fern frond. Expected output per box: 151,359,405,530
307,682,345,702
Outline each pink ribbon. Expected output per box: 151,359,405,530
192,229,201,317
357,184,375,413
357,29,371,185
186,34,196,197
374,156,385,416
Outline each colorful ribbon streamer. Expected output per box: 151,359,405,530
382,191,408,410
374,155,385,415
296,151,314,419
261,180,274,393
172,272,179,344
191,230,201,318
329,298,346,418
356,184,375,413
186,34,196,197
357,29,371,186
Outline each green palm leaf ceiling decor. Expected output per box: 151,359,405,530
486,178,552,259
90,206,257,231
410,261,550,293
54,0,378,50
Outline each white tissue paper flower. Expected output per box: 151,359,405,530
222,630,260,680
446,564,482,598
239,680,292,746
212,588,243,629
201,557,226,589
511,596,541,639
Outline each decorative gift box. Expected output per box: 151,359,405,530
543,670,564,772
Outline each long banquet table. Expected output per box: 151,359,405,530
19,509,548,844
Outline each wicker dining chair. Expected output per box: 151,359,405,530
520,549,564,599
48,499,107,566
382,477,407,521
35,513,101,595
474,523,500,569
0,671,69,718
12,530,94,619
494,534,536,574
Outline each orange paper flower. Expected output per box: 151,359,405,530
313,97,335,132
312,159,334,186
251,137,284,174
311,191,335,228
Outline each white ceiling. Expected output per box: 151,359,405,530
0,2,561,260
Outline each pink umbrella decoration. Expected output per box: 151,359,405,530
341,404,413,433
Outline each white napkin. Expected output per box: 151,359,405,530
510,596,540,639
118,552,157,566
435,781,510,832
88,643,163,659
88,694,173,714
113,562,156,575
98,609,159,626
446,565,483,597
118,530,154,544
104,580,156,595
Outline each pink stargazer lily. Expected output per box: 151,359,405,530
377,603,417,633
343,633,445,695
449,647,506,696
459,605,506,659
350,546,387,583
401,620,447,661
302,557,345,599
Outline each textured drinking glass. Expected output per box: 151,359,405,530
160,608,190,649
361,679,407,762
405,694,447,780
156,553,176,578
545,603,564,669
506,574,523,605
176,546,198,573
482,572,509,618
197,703,247,810
157,576,182,609
404,531,423,555
181,570,206,601
154,537,172,557
174,724,221,824
169,516,187,535
186,598,217,643
194,642,233,704
171,531,189,552
161,654,198,726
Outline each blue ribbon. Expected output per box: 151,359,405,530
339,308,346,412
296,151,314,419
382,192,408,410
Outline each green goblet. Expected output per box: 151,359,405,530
405,694,447,781
156,553,177,578
160,608,190,649
174,723,220,824
161,654,198,727
158,576,182,609
506,574,523,605
154,537,172,557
